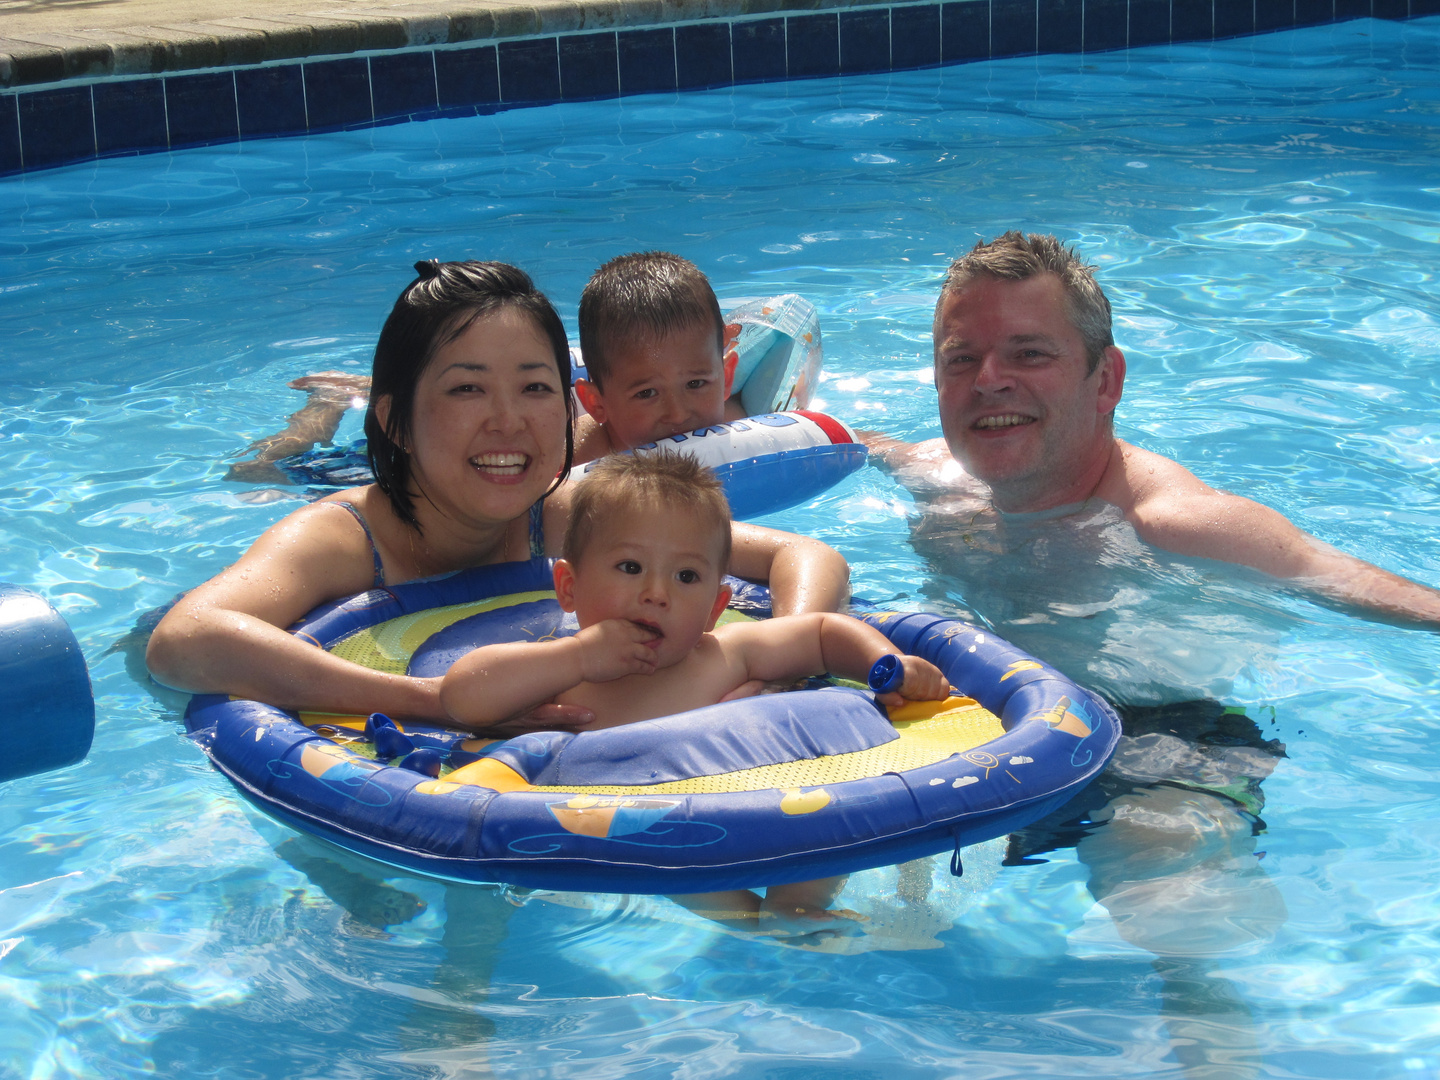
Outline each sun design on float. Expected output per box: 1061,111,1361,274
779,787,832,815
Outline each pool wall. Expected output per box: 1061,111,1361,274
1,0,1435,176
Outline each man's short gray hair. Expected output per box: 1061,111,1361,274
938,232,1114,373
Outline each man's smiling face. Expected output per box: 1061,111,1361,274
933,272,1123,512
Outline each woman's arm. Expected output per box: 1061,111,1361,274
726,523,850,616
145,499,449,718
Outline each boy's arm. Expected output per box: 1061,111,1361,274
440,621,659,730
721,614,949,702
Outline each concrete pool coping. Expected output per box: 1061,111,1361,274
3,0,890,88
3,0,1432,175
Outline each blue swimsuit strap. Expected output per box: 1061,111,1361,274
330,499,539,587
528,500,545,560
333,500,386,588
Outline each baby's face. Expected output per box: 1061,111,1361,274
560,507,730,670
587,321,729,450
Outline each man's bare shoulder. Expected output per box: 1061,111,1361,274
1105,441,1215,510
1105,440,1302,565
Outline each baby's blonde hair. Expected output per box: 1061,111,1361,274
564,454,732,570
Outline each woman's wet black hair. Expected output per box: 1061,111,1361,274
364,260,575,531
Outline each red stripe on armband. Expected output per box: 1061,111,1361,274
793,410,854,445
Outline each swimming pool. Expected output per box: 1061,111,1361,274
3,14,1440,1078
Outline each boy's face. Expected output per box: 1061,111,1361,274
554,504,732,671
574,321,730,451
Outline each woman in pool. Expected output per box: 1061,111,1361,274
146,260,848,733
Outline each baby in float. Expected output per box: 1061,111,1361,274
441,453,949,933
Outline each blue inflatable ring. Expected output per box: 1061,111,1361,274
184,559,1120,893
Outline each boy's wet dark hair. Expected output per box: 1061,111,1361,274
564,453,732,571
577,252,725,388
365,260,575,530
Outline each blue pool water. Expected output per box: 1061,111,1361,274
4,15,1440,1079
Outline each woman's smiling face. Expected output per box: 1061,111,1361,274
402,307,569,528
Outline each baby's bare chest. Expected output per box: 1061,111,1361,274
558,649,741,729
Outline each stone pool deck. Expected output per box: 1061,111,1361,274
2,0,1429,173
1,0,880,88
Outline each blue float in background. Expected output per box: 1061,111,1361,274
0,583,95,783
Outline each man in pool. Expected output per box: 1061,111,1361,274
861,230,1440,1075
440,452,949,935
864,229,1440,626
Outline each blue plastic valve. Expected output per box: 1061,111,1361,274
367,712,415,760
399,748,443,778
867,653,904,695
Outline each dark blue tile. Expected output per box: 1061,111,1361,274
1172,0,1215,40
1039,0,1084,52
732,19,788,84
18,86,95,169
943,1,992,61
1,96,23,174
675,22,732,89
166,72,238,148
1373,0,1406,16
1294,0,1335,23
1085,0,1129,49
371,51,437,119
498,37,561,103
1412,0,1440,14
1130,0,1172,43
619,28,676,94
991,0,1038,56
840,10,891,73
1214,0,1255,37
235,65,306,139
892,4,942,68
1256,0,1296,29
787,13,839,78
436,45,500,112
559,32,619,101
1334,0,1370,15
94,79,167,156
303,58,372,130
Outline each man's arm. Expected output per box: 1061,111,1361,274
1119,445,1440,627
856,430,949,472
857,431,986,501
